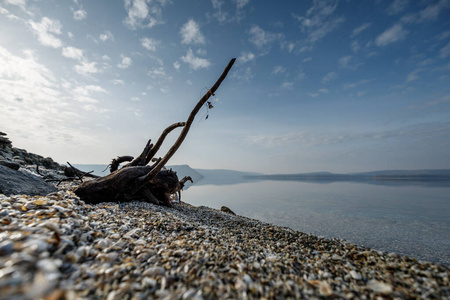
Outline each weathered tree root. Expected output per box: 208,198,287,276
74,58,236,206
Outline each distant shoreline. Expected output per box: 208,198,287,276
245,174,450,181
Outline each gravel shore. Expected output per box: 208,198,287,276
1,183,449,299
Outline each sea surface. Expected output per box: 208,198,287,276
182,180,450,265
73,164,450,265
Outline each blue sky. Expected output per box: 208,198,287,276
1,0,449,173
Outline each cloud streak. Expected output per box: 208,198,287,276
376,23,408,46
293,0,345,51
28,17,63,48
180,19,206,45
117,55,132,69
245,122,450,148
123,0,169,29
62,46,84,61
0,46,94,155
181,48,210,70
351,23,371,37
248,25,283,52
140,37,160,51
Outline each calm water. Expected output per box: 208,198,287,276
182,180,450,265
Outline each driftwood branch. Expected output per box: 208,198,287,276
110,156,134,172
132,58,236,194
144,122,186,165
74,58,236,206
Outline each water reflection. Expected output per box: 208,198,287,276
183,180,450,265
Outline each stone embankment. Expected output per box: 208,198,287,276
0,132,64,196
0,132,62,171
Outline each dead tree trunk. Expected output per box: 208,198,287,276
74,58,236,206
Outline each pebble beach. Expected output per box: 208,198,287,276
1,181,449,299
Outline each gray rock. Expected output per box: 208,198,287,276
0,165,57,196
0,160,20,170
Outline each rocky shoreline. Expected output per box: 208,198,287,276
0,132,66,197
0,180,449,299
0,133,449,298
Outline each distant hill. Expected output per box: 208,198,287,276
167,165,203,188
73,164,450,187
246,169,450,185
355,169,450,177
193,168,262,186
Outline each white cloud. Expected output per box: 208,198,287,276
4,0,26,7
338,55,351,68
376,23,408,46
148,66,171,80
322,71,337,83
387,0,409,15
0,47,56,100
71,84,108,103
173,61,180,70
407,69,421,82
351,40,360,53
231,66,253,82
3,0,29,14
111,79,124,85
131,96,140,101
180,19,206,45
245,122,450,149
351,23,371,37
272,65,286,75
180,48,211,70
418,0,449,22
0,46,90,151
343,79,370,89
293,0,345,50
140,37,160,51
425,94,450,107
400,0,450,24
196,48,207,55
209,0,251,23
437,30,450,40
102,55,110,60
239,51,255,63
248,25,283,52
61,46,84,61
124,0,150,28
73,9,87,21
99,31,114,42
28,17,63,48
210,0,229,23
234,0,251,21
440,42,450,58
117,55,132,69
308,88,328,97
235,0,250,9
146,66,172,94
297,69,306,80
123,0,168,29
74,61,100,76
280,81,293,90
